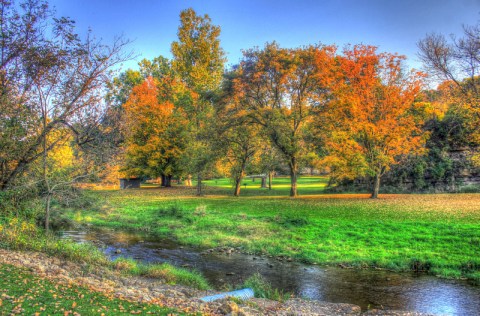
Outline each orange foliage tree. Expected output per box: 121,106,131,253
322,45,426,198
122,76,188,186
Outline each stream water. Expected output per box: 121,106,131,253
61,229,480,316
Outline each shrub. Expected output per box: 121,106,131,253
458,185,480,193
243,273,290,302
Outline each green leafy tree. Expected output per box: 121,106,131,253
214,70,261,196
171,8,226,195
418,22,480,147
0,0,131,227
235,43,334,197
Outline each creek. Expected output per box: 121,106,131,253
61,229,480,316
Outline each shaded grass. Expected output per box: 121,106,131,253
68,176,480,282
0,263,181,315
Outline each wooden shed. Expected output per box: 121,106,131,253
119,178,141,189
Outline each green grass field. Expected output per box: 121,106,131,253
201,176,329,196
0,264,181,315
69,176,480,281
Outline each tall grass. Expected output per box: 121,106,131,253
113,257,209,289
243,273,291,301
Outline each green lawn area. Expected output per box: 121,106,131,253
69,176,480,281
201,175,329,196
0,264,181,315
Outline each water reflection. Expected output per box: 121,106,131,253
61,230,480,316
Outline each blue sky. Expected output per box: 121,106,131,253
50,0,479,71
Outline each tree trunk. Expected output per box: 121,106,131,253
371,172,381,199
234,176,242,196
233,159,248,196
268,171,273,190
45,193,51,232
165,175,172,187
42,108,51,232
196,174,203,196
161,174,167,187
290,158,298,197
261,176,267,188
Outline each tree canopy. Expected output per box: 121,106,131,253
321,45,426,198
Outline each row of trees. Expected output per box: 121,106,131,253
117,8,466,198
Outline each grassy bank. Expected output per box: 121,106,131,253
0,263,181,315
69,176,480,281
0,217,210,290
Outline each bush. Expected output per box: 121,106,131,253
36,208,75,230
0,189,43,219
0,217,39,248
243,273,290,302
458,184,480,193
